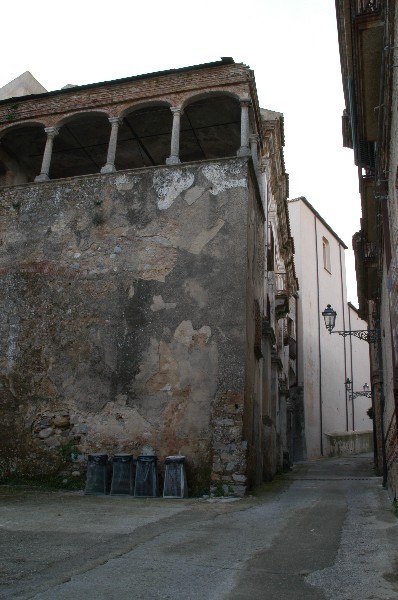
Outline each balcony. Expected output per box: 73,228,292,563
353,231,379,316
357,0,381,15
288,337,297,360
275,272,289,320
363,241,378,264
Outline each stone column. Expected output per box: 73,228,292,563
35,127,59,182
237,99,251,157
166,106,183,165
259,160,268,209
101,117,123,174
249,133,259,169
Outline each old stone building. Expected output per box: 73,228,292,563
0,59,297,494
335,0,398,500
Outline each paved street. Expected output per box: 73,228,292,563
1,454,397,600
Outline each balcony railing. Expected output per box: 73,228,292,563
357,0,380,15
275,272,287,295
274,272,289,320
363,241,378,263
289,337,297,360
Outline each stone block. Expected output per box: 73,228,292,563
38,427,54,439
232,473,247,483
230,484,246,497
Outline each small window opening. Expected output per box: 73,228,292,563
322,237,331,273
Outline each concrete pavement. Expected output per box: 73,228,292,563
1,454,397,599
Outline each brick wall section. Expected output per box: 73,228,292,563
0,63,251,131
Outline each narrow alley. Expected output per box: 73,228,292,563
1,453,397,600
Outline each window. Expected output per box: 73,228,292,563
322,237,331,273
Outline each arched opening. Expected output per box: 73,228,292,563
116,103,172,169
0,161,7,187
180,94,241,161
51,112,111,179
0,123,46,186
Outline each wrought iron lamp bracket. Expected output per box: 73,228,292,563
331,329,378,344
350,391,372,399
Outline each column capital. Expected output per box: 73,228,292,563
239,98,251,108
170,106,183,116
109,116,123,126
44,127,59,137
249,133,259,144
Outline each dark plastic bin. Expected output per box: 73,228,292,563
163,455,187,498
84,453,109,495
110,453,135,495
134,455,158,497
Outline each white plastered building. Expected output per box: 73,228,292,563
288,197,372,459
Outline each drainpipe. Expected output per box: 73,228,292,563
339,243,349,432
314,216,323,455
348,305,355,431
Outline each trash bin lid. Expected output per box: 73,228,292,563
88,453,108,465
137,455,157,462
165,455,186,464
113,453,133,463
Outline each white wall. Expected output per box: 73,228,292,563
347,304,373,431
288,198,371,459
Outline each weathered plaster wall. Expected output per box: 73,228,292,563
0,158,251,492
385,13,398,501
243,173,265,487
381,259,398,500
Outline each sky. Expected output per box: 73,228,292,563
0,0,361,303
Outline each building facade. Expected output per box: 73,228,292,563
335,0,398,500
288,197,372,460
0,59,296,494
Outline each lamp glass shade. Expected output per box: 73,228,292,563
322,304,337,333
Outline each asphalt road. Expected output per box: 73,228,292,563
1,454,397,600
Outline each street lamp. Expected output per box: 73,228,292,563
322,304,337,333
322,304,378,343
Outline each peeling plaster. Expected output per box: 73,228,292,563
153,169,195,210
137,244,177,282
184,185,210,206
184,279,208,308
203,163,247,195
115,174,139,192
150,295,177,312
174,321,211,347
189,219,225,254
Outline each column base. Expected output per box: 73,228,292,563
166,156,181,165
237,147,251,157
100,164,116,174
34,173,50,182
